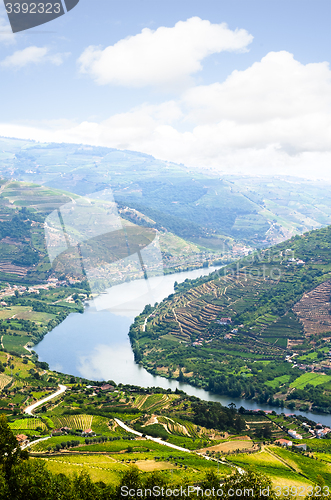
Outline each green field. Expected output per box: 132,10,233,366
271,446,331,485
35,456,127,485
265,374,291,388
9,417,47,431
228,449,313,488
290,372,331,389
71,439,171,454
51,414,93,431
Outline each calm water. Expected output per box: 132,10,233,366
35,267,331,426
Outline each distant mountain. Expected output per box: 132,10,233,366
0,180,208,284
1,136,331,252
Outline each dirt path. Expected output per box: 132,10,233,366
172,308,185,336
266,446,299,473
142,314,152,332
22,436,51,450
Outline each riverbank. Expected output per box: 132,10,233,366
33,267,331,427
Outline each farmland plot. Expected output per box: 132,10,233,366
51,414,93,430
0,373,11,389
10,417,46,431
290,372,331,389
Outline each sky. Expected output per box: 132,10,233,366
1,0,331,179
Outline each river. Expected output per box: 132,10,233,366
35,266,331,426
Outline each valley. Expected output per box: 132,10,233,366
2,349,331,491
2,139,331,494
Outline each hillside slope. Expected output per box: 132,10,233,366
130,225,331,412
0,180,212,284
2,137,331,250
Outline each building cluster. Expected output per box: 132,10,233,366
299,421,331,438
284,249,305,266
217,317,232,325
287,258,305,266
85,383,115,393
0,279,69,302
285,354,328,372
275,438,307,451
288,429,303,440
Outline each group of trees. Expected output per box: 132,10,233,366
0,209,42,267
288,384,331,411
207,361,296,403
0,318,38,335
189,401,246,433
0,212,31,241
54,440,80,451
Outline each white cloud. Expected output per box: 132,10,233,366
78,17,253,88
3,50,331,180
183,51,331,125
1,46,69,68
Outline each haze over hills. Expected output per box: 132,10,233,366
2,136,331,254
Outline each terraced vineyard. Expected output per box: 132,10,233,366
130,224,331,408
293,280,331,336
157,416,203,438
0,373,11,389
51,414,93,431
133,393,174,413
9,417,47,431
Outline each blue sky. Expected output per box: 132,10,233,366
1,0,331,179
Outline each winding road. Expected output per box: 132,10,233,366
114,417,244,474
24,384,67,415
115,418,192,453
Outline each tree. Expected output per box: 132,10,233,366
221,470,277,500
228,402,236,412
117,466,141,493
0,415,28,479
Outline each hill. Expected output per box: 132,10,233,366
130,224,331,412
0,179,218,285
2,137,331,252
